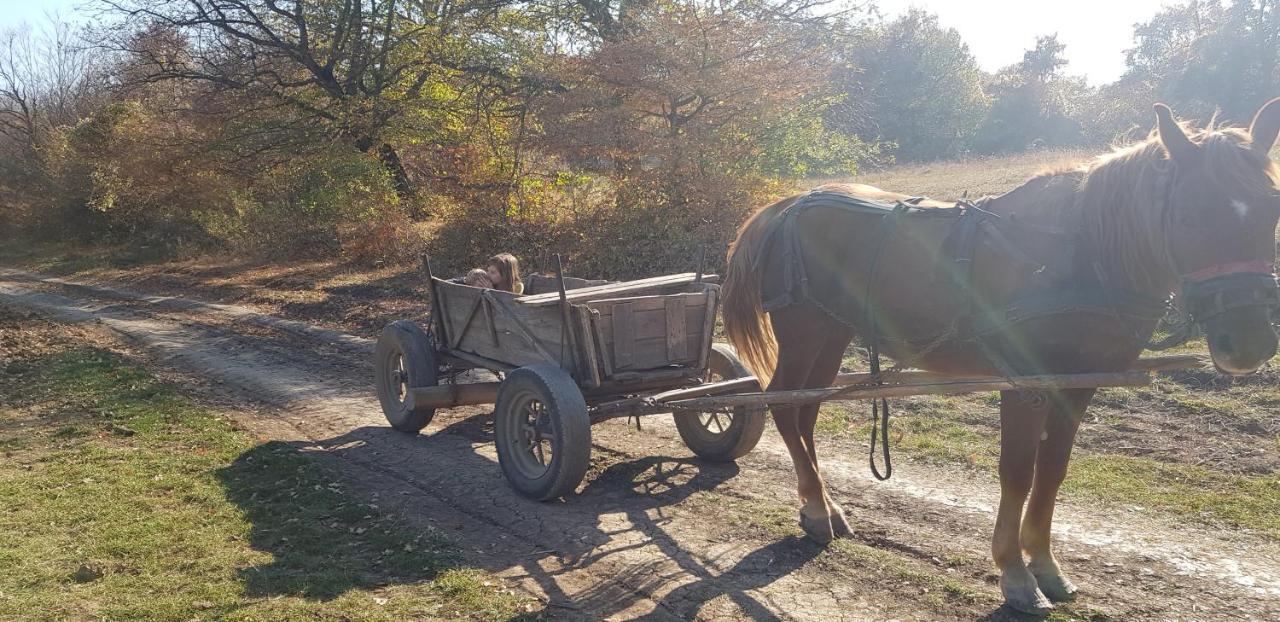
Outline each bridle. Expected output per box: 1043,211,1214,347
1178,261,1280,324
1154,164,1280,329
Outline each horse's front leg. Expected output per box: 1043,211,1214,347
1020,389,1092,602
994,390,1052,614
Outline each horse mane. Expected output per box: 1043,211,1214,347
1070,120,1280,293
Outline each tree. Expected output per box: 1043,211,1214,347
0,15,108,233
974,34,1089,154
1108,0,1278,132
837,9,989,161
100,0,525,207
536,0,846,191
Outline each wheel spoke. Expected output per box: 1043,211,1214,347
393,354,407,400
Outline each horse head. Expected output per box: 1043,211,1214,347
1157,98,1280,374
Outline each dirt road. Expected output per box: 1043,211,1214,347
2,267,1276,621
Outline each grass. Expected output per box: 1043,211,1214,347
817,390,1280,540
840,148,1098,198
703,491,1115,621
0,343,532,620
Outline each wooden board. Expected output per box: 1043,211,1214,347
523,275,612,296
433,278,572,369
588,292,710,372
666,296,687,361
517,273,717,307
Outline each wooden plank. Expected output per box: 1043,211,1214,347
648,376,759,403
449,294,485,350
518,273,715,307
590,310,614,378
585,291,709,313
406,383,500,411
606,335,701,369
667,371,1153,410
666,296,688,361
575,306,601,387
696,289,718,372
612,302,635,369
488,293,561,363
432,277,565,368
482,297,499,346
524,275,612,295
440,350,516,372
592,301,708,343
1131,355,1207,371
827,354,1208,388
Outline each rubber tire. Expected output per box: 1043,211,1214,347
674,343,768,461
374,320,439,433
494,365,592,501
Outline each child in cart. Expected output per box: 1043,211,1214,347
450,254,524,294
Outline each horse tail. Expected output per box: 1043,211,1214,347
722,195,797,387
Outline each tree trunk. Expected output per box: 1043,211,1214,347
377,143,418,210
355,136,423,220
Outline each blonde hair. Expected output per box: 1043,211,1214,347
486,253,521,293
463,268,493,288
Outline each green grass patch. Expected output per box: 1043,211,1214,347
816,398,1280,539
0,346,530,620
1063,455,1280,539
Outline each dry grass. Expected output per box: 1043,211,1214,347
823,149,1098,199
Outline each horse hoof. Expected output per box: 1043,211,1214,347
799,511,834,544
1031,570,1078,603
1005,591,1054,615
829,504,853,539
1001,578,1054,615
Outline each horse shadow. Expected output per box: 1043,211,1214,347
214,440,450,600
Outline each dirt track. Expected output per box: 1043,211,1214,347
2,267,1277,621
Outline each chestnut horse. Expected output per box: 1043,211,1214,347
722,101,1280,613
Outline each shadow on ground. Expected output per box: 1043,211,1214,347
219,414,823,619
216,441,460,600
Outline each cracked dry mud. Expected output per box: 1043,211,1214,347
2,268,1277,621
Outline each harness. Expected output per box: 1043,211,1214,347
761,190,1172,358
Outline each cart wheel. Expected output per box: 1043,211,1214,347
675,343,767,462
375,320,439,433
494,365,591,501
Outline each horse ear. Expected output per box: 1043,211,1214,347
1155,103,1198,163
1248,96,1280,156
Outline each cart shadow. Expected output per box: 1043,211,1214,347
218,420,820,619
546,455,824,620
214,440,451,601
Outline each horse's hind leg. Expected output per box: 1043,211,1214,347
798,324,855,538
769,306,837,543
994,390,1053,614
1021,389,1093,602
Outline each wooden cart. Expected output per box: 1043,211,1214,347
374,265,772,500
374,263,1202,501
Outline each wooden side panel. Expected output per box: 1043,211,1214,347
518,272,718,307
612,302,635,369
666,296,687,361
588,291,710,372
432,278,569,369
574,305,602,387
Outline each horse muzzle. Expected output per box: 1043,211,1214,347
1182,269,1280,375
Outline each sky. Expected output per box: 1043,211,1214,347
0,0,83,28
3,0,1177,86
880,0,1178,85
